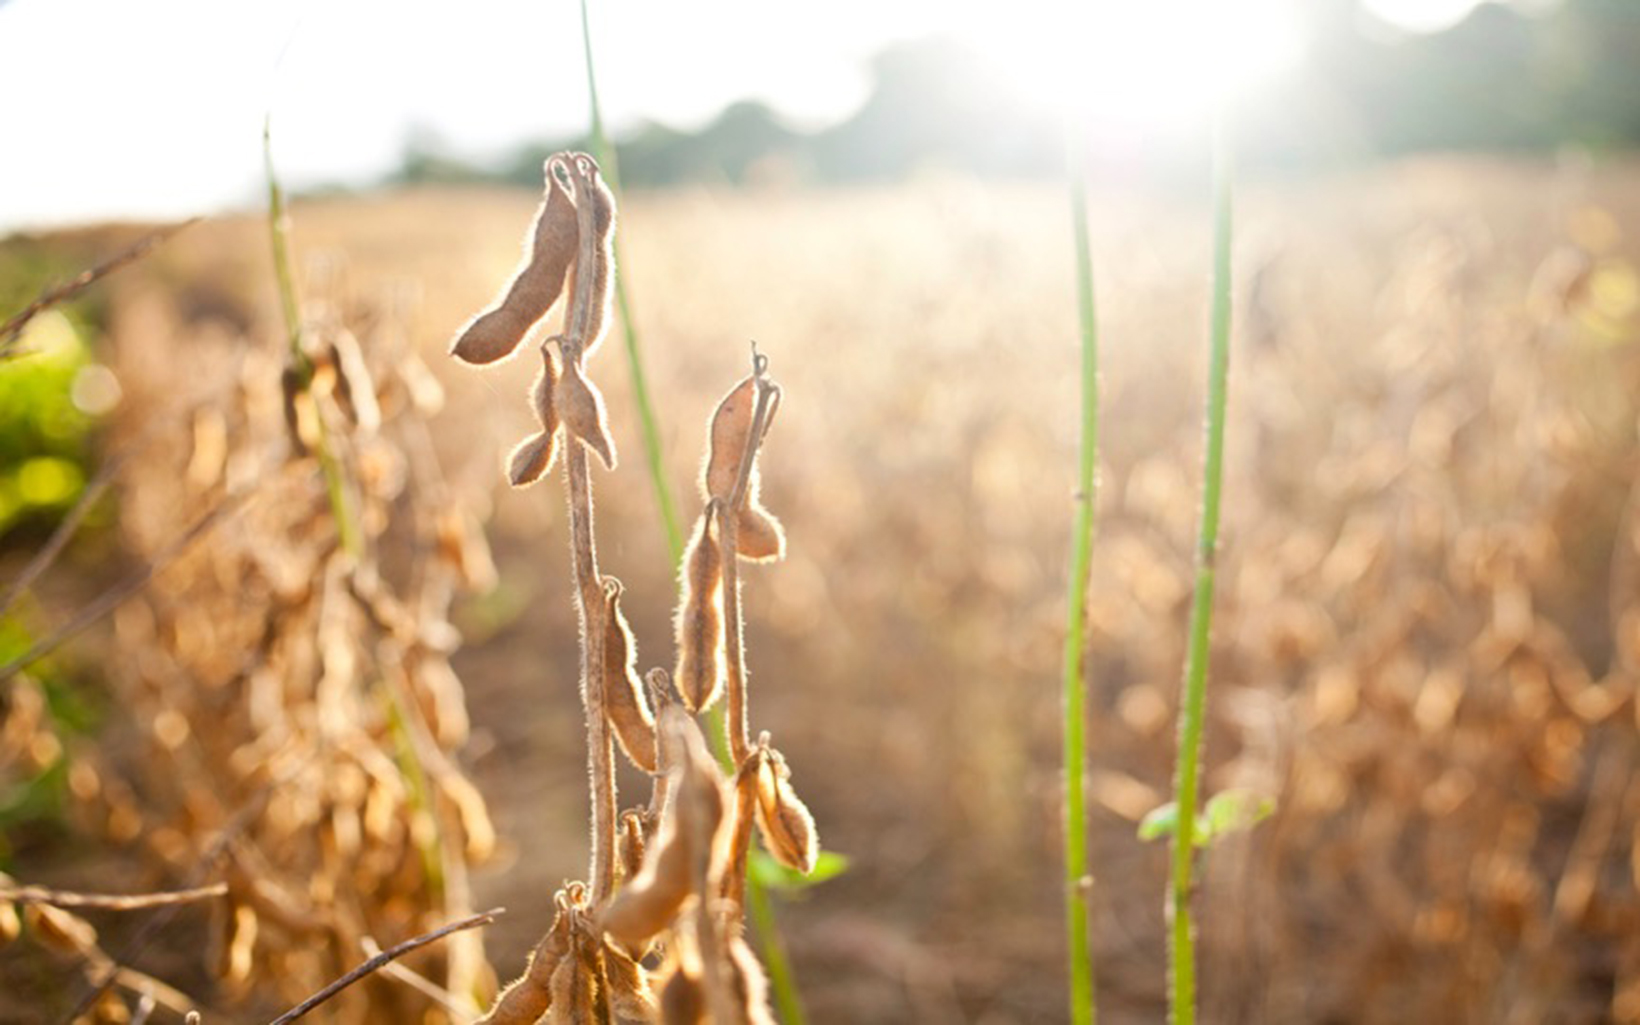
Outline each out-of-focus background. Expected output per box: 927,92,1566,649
4,0,1640,1022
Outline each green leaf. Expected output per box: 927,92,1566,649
1138,802,1180,842
1199,789,1275,844
749,848,850,893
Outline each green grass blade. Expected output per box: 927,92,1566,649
1167,107,1235,1025
1062,118,1101,1025
263,116,361,559
577,0,684,567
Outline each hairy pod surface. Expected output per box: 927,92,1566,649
729,935,777,1025
754,746,818,874
602,710,727,949
545,932,599,1025
674,512,726,712
451,164,579,364
572,165,618,360
600,804,694,950
476,903,572,1024
508,431,560,488
659,962,707,1025
618,808,648,886
735,503,786,562
554,356,618,470
603,581,658,772
702,375,758,502
603,939,659,1023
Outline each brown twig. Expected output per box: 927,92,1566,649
0,882,227,911
360,935,473,1018
0,217,201,357
0,491,247,685
266,908,503,1025
716,347,780,764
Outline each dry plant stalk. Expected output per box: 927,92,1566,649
13,229,505,1020
451,151,819,1022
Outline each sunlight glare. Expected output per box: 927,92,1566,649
961,0,1306,139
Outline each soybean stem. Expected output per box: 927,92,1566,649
1168,106,1234,1025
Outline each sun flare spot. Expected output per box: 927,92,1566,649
959,0,1307,139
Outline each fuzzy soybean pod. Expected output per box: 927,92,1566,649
477,904,571,1024
753,742,818,874
602,709,726,950
603,939,659,1022
545,931,599,1025
451,161,579,365
602,579,658,772
571,162,618,360
554,353,618,470
702,374,785,562
659,962,707,1025
673,511,726,712
507,346,563,487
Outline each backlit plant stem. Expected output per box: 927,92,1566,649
575,5,808,1020
1168,107,1234,1025
263,116,361,560
1062,118,1101,1025
562,157,619,905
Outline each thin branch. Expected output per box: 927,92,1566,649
0,882,227,912
561,155,618,904
0,218,200,357
361,935,474,1020
0,492,247,685
266,908,503,1025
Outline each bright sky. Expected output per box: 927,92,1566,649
0,0,1481,233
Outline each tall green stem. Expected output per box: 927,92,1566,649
263,116,360,560
576,0,683,564
1062,119,1100,1025
574,5,805,1021
1167,109,1234,1025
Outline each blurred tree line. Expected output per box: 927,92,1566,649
402,0,1640,188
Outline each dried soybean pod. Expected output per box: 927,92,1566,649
328,328,381,433
735,503,786,563
603,579,657,772
702,375,758,502
509,344,566,486
600,803,693,949
555,355,618,470
452,160,579,365
602,710,727,949
532,343,562,432
617,808,648,886
659,963,707,1025
573,160,618,360
544,935,598,1025
478,905,572,1024
728,935,777,1025
754,745,818,874
508,431,559,487
603,940,659,1022
674,511,725,712
720,749,762,909
280,364,308,456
